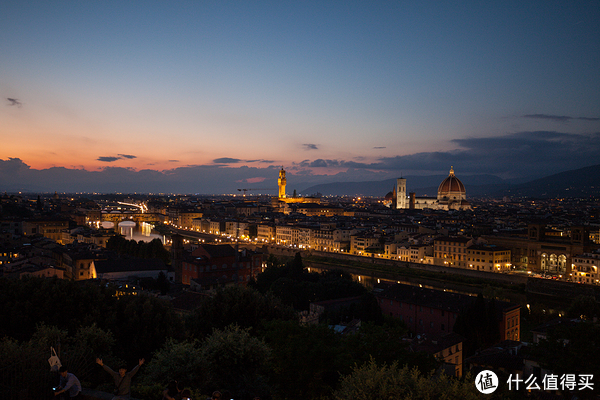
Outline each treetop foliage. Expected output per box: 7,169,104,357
334,358,486,400
106,235,170,265
251,252,368,310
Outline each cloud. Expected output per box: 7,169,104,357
0,157,31,174
214,158,274,164
4,130,600,193
97,156,121,162
244,177,267,184
291,131,600,180
298,159,343,168
7,98,22,107
168,160,179,162
213,158,242,164
303,144,318,150
523,114,600,122
373,146,386,149
246,159,274,163
97,154,137,162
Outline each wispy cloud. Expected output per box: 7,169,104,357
98,154,138,162
214,158,274,164
7,98,22,107
213,157,242,164
168,160,179,162
373,146,386,149
523,114,600,122
303,144,318,150
97,156,120,162
298,159,342,168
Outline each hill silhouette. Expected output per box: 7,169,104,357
300,164,600,198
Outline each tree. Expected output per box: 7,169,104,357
201,325,272,400
253,253,368,310
453,294,500,357
74,323,115,357
340,322,436,372
530,321,600,382
156,271,170,295
262,320,348,400
105,236,170,265
321,293,384,324
186,285,295,338
107,294,184,362
141,338,205,388
567,295,599,320
334,359,485,400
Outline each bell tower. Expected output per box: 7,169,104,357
278,167,287,199
396,178,407,209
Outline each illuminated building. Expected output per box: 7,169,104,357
392,167,471,211
272,167,321,207
466,244,511,272
278,167,287,199
571,252,600,284
434,236,473,268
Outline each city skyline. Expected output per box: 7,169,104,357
2,1,599,193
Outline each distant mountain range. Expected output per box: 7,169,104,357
300,164,600,198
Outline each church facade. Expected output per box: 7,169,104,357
390,167,471,211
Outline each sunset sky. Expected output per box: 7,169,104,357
1,1,599,193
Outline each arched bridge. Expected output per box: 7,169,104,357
99,212,165,225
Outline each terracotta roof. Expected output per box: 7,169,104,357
438,166,466,194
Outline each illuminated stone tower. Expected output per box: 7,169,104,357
278,167,287,199
395,178,407,209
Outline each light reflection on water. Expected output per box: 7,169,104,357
118,221,165,244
